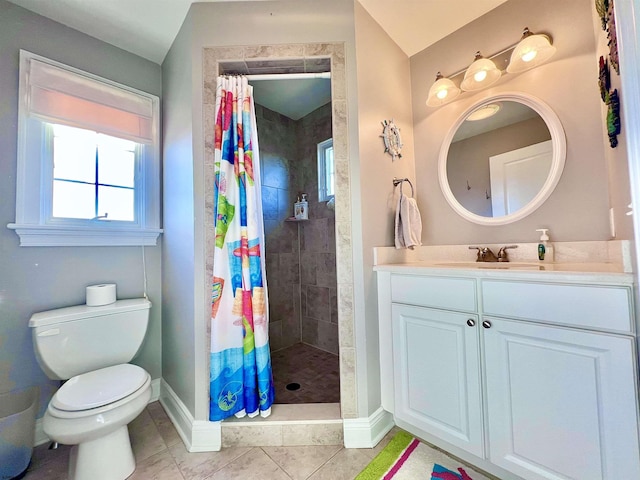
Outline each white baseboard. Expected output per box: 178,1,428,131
149,378,161,402
343,407,394,449
159,379,221,452
34,376,164,447
34,418,49,447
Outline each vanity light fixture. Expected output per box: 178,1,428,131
460,52,502,92
507,27,557,73
426,27,557,108
426,72,461,106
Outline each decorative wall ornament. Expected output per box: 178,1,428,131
607,1,619,74
596,0,621,148
595,0,609,30
598,56,610,103
380,119,403,160
607,89,621,148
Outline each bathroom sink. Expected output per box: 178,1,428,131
433,262,544,270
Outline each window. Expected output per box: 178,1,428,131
8,51,161,246
51,125,136,221
318,138,334,202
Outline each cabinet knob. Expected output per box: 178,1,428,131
482,320,492,329
466,319,476,327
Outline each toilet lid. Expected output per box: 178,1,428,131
52,364,148,411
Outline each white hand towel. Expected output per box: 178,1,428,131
395,194,423,249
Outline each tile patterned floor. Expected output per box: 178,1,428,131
23,402,386,480
271,343,340,404
23,402,495,480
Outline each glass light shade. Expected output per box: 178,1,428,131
426,73,460,107
507,29,556,73
460,53,501,92
466,103,501,121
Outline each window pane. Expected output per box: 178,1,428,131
53,180,95,219
98,186,134,221
326,146,334,197
317,139,334,202
98,147,135,188
53,124,96,183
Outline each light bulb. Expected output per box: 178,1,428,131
474,70,487,82
522,50,537,62
436,89,448,100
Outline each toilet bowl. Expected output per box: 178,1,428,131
43,364,152,480
29,298,153,480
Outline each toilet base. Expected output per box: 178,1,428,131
68,425,135,480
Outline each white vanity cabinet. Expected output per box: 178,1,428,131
392,304,483,457
377,268,640,480
483,317,639,480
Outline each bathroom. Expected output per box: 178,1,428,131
1,0,640,477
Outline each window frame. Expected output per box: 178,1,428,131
8,51,161,246
317,138,334,203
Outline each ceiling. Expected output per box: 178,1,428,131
7,0,509,65
6,0,508,119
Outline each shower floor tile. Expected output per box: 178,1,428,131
271,342,340,404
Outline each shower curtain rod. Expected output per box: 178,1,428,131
245,72,331,81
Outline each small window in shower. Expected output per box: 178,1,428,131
318,138,334,202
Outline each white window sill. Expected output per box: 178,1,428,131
7,224,162,247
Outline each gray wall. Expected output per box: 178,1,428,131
354,2,416,415
0,0,163,415
410,0,619,245
161,9,198,415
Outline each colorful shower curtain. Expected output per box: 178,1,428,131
210,76,274,421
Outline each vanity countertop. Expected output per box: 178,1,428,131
373,241,634,284
374,261,632,284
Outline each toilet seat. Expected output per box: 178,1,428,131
52,364,147,412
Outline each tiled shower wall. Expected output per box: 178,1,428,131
257,104,301,352
256,102,337,354
295,105,338,355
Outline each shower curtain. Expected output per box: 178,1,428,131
210,76,274,421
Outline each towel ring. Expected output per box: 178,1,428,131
393,177,414,197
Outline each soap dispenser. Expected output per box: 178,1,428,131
294,193,309,220
536,229,554,263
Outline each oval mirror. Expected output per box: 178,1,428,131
438,92,566,225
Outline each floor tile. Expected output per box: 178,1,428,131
147,401,183,447
28,442,72,470
129,408,168,462
204,447,291,480
24,451,69,480
128,449,185,480
262,444,342,480
307,448,372,480
169,440,251,480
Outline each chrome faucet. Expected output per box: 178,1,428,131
497,245,518,262
469,246,498,262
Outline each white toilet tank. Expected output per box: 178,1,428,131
29,298,151,380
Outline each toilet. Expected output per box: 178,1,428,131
29,298,152,480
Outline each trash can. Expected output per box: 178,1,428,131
0,386,39,480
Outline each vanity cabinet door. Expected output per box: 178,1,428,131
392,304,484,457
483,317,640,480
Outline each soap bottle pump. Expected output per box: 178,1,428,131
536,228,554,263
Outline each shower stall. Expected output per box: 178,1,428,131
251,77,340,404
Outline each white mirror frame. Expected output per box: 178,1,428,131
438,92,566,226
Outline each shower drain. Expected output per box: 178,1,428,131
286,382,301,391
